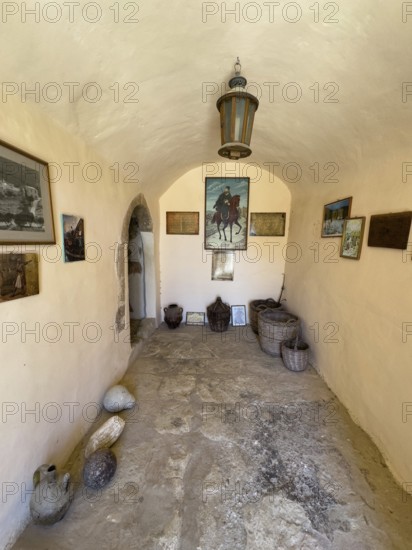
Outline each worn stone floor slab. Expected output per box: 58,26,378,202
12,325,412,549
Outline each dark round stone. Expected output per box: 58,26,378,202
83,448,117,489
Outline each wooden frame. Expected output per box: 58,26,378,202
211,251,234,281
186,312,205,326
231,305,246,326
0,139,55,244
0,253,39,302
166,211,199,235
340,217,366,260
249,212,286,236
322,197,352,238
205,177,249,250
368,212,412,249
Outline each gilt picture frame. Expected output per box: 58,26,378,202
340,217,366,260
0,140,55,244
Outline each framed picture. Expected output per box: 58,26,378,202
340,217,366,260
0,253,39,302
368,212,412,250
186,312,205,326
211,251,234,281
62,214,85,262
205,177,249,250
322,197,352,237
231,305,246,326
249,212,286,236
166,211,199,235
0,140,55,244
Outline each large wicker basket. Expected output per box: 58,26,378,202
249,298,282,334
258,310,298,357
281,339,309,372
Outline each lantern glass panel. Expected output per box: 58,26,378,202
234,96,246,142
223,98,232,143
244,102,257,145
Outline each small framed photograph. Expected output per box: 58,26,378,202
0,139,55,244
211,251,234,281
62,214,85,262
322,197,352,237
340,217,366,260
186,312,205,326
231,305,246,326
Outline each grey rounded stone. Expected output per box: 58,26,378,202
103,384,136,412
83,449,117,490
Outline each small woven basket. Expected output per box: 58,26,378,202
281,339,309,372
249,298,282,334
258,310,298,357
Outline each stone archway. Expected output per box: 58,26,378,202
115,194,156,345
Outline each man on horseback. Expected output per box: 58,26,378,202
213,186,232,221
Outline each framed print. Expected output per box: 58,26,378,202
249,212,286,236
340,217,366,260
166,211,199,235
0,140,55,244
186,312,205,326
322,197,352,237
231,305,246,326
205,177,249,250
62,214,85,262
0,253,39,302
211,251,234,281
368,212,412,250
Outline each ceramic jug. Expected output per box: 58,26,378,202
163,304,183,329
30,464,73,525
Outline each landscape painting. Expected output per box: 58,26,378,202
0,141,55,243
0,253,39,302
322,197,352,237
62,214,85,262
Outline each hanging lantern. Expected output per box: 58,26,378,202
216,58,259,160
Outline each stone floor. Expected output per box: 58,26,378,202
13,325,412,549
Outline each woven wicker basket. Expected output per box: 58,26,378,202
249,299,282,334
258,310,298,357
207,296,231,332
281,339,309,372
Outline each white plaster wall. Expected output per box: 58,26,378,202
0,98,148,548
284,153,412,487
159,165,291,321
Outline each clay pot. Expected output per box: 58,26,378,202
30,464,73,525
164,304,183,329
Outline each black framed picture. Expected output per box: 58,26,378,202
205,177,249,250
0,140,55,244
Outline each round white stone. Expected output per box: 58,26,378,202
103,385,136,412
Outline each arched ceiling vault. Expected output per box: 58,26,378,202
0,1,411,196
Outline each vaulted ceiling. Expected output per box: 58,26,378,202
0,1,411,195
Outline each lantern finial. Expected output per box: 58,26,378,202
229,57,247,89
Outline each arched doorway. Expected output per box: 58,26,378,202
128,210,146,341
117,195,156,346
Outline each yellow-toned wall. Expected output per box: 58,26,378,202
285,154,412,487
159,165,291,319
0,98,151,547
